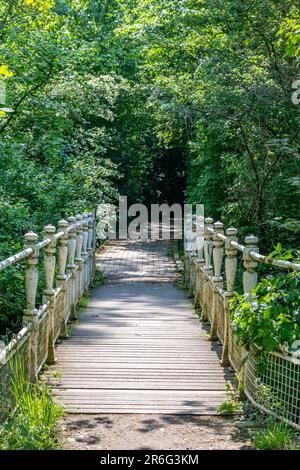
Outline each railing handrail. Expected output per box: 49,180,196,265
186,219,300,272
206,227,300,271
0,247,34,272
184,214,300,431
0,325,31,365
0,214,93,273
0,209,97,403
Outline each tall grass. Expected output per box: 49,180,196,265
0,360,63,450
252,419,300,450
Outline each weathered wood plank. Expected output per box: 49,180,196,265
47,240,232,414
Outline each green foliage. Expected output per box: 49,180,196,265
217,401,241,415
217,381,242,415
0,363,63,450
93,269,106,287
77,293,89,310
231,251,300,354
118,0,300,247
0,0,299,336
252,419,299,450
231,270,300,354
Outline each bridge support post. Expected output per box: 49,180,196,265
194,230,205,310
23,231,39,383
57,220,69,339
44,225,57,365
243,235,259,300
75,214,84,299
210,221,224,340
202,218,213,322
82,213,89,295
222,227,238,366
67,217,77,320
87,213,94,286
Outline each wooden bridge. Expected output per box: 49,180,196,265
0,212,299,429
47,239,231,414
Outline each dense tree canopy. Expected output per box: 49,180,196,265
0,0,299,333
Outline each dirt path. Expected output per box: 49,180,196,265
59,414,251,450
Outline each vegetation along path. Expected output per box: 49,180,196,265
47,237,250,449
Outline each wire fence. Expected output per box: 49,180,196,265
184,214,300,430
0,212,96,422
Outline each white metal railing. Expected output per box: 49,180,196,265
0,212,96,419
183,215,300,430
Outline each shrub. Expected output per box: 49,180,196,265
231,265,300,355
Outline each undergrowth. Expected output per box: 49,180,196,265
0,362,63,450
218,380,300,449
252,419,300,450
93,269,106,286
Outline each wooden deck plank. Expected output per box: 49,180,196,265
48,239,231,414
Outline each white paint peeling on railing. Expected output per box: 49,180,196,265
249,251,300,271
206,226,300,271
0,247,34,271
35,237,52,250
0,217,95,272
53,230,65,241
0,326,31,365
36,300,51,319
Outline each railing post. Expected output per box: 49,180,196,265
87,212,94,285
75,214,83,298
43,225,57,365
204,217,214,270
196,215,205,267
202,217,213,321
23,231,39,383
82,213,89,256
82,213,89,294
91,211,97,284
243,235,259,300
194,216,205,310
57,220,69,339
222,227,238,366
87,213,94,252
67,216,77,320
210,221,224,340
183,213,192,288
188,216,198,297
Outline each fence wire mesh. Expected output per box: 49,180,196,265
184,239,300,430
0,336,30,422
245,350,300,430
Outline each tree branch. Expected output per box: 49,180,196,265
0,64,54,134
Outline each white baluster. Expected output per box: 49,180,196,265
43,225,56,364
57,220,69,338
23,231,39,382
243,235,259,300
202,217,213,321
67,216,77,320
222,227,238,366
210,221,224,339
